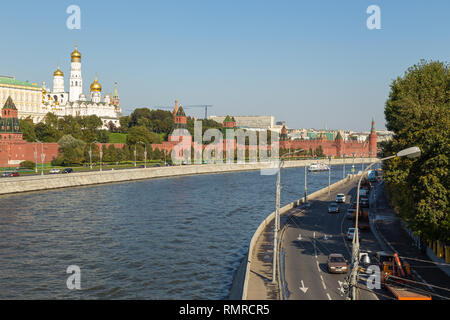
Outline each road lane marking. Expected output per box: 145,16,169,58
299,280,309,293
327,293,332,300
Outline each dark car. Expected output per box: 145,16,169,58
327,253,348,274
9,171,19,177
328,203,339,214
360,197,369,208
62,168,73,174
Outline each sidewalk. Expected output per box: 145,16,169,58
371,182,450,300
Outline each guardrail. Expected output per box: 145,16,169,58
242,173,360,300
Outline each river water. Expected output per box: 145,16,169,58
0,164,357,299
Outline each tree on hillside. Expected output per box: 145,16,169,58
383,60,449,242
127,125,162,145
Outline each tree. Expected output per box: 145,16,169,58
315,145,324,157
383,60,449,243
19,117,37,142
127,125,162,145
56,135,86,165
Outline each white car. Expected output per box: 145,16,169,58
336,193,346,203
346,227,360,241
49,168,61,174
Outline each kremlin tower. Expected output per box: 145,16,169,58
368,118,377,158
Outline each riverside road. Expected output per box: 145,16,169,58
280,176,385,300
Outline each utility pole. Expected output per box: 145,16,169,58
328,156,331,197
34,144,38,174
342,153,346,179
40,144,45,176
273,149,304,284
304,164,308,203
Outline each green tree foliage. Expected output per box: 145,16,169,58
19,160,35,169
126,125,162,145
56,135,86,165
315,145,324,157
383,60,449,243
125,108,174,136
19,117,37,142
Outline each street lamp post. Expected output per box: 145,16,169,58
40,146,45,176
137,141,146,168
304,164,308,203
134,143,137,167
352,152,356,176
328,155,332,197
273,148,304,284
349,146,421,300
34,145,38,174
89,145,93,170
92,141,102,171
343,153,346,179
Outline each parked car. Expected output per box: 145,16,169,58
328,203,339,214
327,253,348,274
49,168,61,174
336,193,346,203
1,171,12,177
2,171,19,177
346,227,360,241
61,168,73,174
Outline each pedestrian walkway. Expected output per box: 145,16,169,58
371,182,450,300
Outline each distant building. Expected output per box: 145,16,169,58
0,76,42,121
208,115,275,131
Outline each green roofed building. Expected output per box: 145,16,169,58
0,96,23,141
0,76,43,123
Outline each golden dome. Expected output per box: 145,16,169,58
53,67,64,77
71,41,81,62
90,75,102,92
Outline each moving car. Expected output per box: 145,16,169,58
328,203,339,214
346,227,360,241
61,168,73,174
49,168,61,174
360,197,369,208
346,208,356,220
327,253,348,274
2,171,19,177
336,193,346,203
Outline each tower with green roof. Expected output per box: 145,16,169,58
0,96,23,142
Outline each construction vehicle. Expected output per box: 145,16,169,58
376,251,432,300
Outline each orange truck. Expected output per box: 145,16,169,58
376,251,432,300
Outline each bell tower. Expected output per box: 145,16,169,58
69,41,83,102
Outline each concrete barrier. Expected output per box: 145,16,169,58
0,159,375,195
242,173,359,299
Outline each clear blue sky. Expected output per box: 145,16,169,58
1,0,449,131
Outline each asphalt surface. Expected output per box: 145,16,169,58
280,177,385,300
372,181,450,300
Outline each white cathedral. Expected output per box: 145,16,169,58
42,43,122,129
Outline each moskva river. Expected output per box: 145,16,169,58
0,165,355,299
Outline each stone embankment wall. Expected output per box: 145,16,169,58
0,158,374,195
